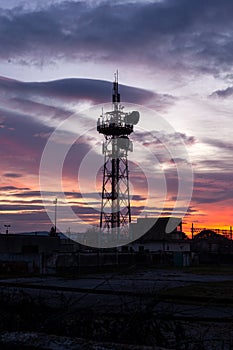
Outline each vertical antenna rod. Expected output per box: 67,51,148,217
112,70,120,104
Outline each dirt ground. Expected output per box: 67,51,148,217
0,267,232,349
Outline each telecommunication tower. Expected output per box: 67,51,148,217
97,72,140,236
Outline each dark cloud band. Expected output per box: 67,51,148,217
1,0,233,74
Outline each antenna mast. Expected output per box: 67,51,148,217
97,73,140,239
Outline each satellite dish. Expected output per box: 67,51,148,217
125,111,140,125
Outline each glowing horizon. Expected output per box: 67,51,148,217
0,0,232,237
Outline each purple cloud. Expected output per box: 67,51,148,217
0,76,173,108
3,173,23,178
211,86,233,98
0,1,233,74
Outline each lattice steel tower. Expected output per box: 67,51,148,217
97,73,140,235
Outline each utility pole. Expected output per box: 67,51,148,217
53,198,57,234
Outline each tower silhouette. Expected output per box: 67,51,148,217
97,72,140,236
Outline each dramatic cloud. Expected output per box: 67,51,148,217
0,76,172,108
1,0,233,75
0,75,173,192
0,0,232,233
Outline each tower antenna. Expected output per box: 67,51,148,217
112,69,120,106
97,73,140,240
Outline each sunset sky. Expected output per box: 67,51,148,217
0,0,232,235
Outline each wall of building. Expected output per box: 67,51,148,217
0,234,60,254
129,240,190,252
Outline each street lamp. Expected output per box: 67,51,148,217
4,224,11,234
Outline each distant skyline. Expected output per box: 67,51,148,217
0,0,232,234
